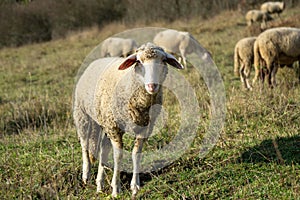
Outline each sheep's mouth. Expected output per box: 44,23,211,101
145,83,159,94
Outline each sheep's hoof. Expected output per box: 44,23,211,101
111,190,121,198
82,179,88,185
96,184,104,193
131,184,140,196
111,184,122,198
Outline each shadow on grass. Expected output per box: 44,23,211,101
239,135,300,165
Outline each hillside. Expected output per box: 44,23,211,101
0,4,300,200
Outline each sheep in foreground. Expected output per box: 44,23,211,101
73,43,184,197
100,37,138,57
261,1,285,17
253,27,300,87
234,37,256,90
245,10,273,28
153,29,197,68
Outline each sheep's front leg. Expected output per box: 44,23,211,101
111,140,123,197
96,134,111,192
131,138,145,197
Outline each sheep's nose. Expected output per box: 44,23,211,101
146,83,159,94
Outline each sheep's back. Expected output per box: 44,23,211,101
74,57,126,121
154,30,185,53
257,28,300,58
236,37,256,61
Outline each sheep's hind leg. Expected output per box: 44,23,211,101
271,64,278,87
131,138,145,197
74,110,92,185
96,133,112,192
244,64,252,90
81,145,91,185
111,139,123,197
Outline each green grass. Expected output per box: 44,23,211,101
1,6,300,200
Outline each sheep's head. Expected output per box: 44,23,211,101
118,43,184,94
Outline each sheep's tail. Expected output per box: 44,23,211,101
234,45,240,77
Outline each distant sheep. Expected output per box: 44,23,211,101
261,1,285,17
253,27,300,87
245,10,273,28
153,30,198,68
100,37,138,57
73,43,184,198
234,37,256,90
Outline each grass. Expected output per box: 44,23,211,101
1,5,300,200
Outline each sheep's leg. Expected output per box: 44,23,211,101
81,143,91,184
111,139,123,197
271,64,278,87
96,134,111,192
240,64,250,89
180,49,187,68
261,68,267,84
266,65,274,88
131,138,145,197
252,64,260,85
74,109,92,185
244,63,252,90
239,64,245,83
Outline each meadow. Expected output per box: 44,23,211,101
0,4,299,200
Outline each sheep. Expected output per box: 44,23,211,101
100,37,138,57
252,27,300,87
234,37,256,90
261,1,285,17
245,10,273,28
153,29,197,68
73,43,184,198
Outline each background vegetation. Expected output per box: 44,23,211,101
0,0,300,199
1,0,300,48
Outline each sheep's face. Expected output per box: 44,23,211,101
118,43,184,95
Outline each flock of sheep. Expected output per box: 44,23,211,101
245,1,285,28
236,1,300,90
73,2,299,198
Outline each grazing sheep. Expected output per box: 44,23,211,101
234,37,256,90
73,43,184,197
253,27,300,87
100,37,138,57
261,1,285,17
153,29,197,68
245,10,273,28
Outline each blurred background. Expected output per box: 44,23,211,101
1,0,299,48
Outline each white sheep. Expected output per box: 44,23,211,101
261,1,285,17
153,29,197,68
234,37,256,90
245,10,273,28
73,43,184,198
253,27,300,87
100,37,138,57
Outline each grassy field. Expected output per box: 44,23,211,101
0,6,300,200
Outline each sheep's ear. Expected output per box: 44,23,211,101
165,53,184,69
118,54,137,70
